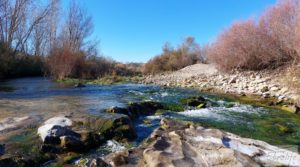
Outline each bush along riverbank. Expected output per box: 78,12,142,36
140,64,300,114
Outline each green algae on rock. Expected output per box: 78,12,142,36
180,95,207,107
106,101,164,119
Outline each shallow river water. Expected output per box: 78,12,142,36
1,77,300,155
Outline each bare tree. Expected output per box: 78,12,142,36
0,0,51,54
47,0,97,79
60,0,93,52
48,0,60,51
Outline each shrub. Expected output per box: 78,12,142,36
0,42,44,79
46,47,79,80
80,56,115,79
208,0,300,72
143,37,201,74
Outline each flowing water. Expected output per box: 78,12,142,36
1,77,300,156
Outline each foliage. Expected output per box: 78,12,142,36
143,37,204,74
208,0,300,71
0,42,44,79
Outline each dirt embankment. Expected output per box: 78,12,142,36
141,63,300,113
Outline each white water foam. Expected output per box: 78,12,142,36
177,108,227,121
0,116,29,131
106,140,126,152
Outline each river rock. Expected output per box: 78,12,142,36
89,158,109,167
37,117,77,144
283,105,300,114
260,86,269,93
106,101,163,119
228,76,237,84
82,115,137,142
74,83,86,88
104,119,300,167
60,135,83,152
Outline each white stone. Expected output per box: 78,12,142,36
37,116,72,142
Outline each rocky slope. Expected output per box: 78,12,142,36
103,119,300,167
141,64,300,112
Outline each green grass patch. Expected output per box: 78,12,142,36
57,75,141,86
163,103,185,112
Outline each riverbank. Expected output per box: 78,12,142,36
57,75,141,86
140,63,300,114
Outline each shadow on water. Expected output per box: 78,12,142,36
0,86,15,92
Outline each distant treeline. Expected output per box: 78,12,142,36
0,0,141,80
2,0,299,80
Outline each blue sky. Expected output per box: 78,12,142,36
64,0,277,63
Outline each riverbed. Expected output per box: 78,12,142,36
0,77,300,163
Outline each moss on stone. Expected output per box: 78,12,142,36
143,120,152,125
180,96,207,107
163,103,185,112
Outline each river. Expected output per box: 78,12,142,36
0,77,300,163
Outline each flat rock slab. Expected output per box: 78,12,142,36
104,119,300,167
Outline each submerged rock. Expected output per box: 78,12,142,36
74,115,137,145
74,83,86,88
180,96,207,107
104,119,300,167
106,101,164,119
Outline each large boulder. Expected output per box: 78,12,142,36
104,119,300,167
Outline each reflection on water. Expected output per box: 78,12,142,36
0,77,198,118
0,78,152,118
